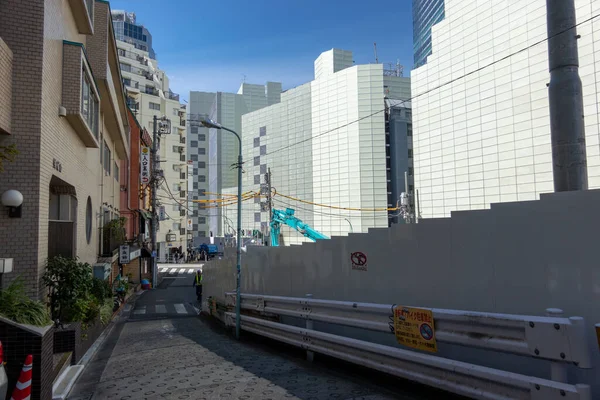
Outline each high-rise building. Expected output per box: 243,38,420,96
221,49,412,246
112,10,187,261
112,10,156,59
187,83,281,240
412,0,445,68
411,0,600,218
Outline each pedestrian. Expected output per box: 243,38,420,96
193,270,202,302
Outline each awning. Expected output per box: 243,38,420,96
138,209,152,220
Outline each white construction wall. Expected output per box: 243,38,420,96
203,189,600,392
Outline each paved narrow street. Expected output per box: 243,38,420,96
67,267,449,400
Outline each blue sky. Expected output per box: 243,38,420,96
109,0,414,102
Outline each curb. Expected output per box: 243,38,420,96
52,290,145,399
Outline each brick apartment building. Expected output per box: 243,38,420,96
0,0,131,297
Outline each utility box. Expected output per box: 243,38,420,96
93,263,111,280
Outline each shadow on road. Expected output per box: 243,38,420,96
170,314,466,400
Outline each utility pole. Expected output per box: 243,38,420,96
150,115,170,287
151,115,158,288
264,168,273,245
546,0,588,191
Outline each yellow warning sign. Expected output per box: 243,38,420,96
394,306,437,353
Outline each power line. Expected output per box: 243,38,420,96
274,191,397,211
265,13,600,157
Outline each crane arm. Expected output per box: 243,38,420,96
269,208,329,246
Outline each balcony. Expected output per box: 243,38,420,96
68,0,94,34
126,98,139,113
180,119,186,127
142,86,159,96
61,41,99,148
180,136,186,144
166,90,180,101
117,49,150,66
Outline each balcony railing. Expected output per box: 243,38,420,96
180,136,186,144
180,119,186,127
126,98,139,112
118,49,149,65
166,91,180,101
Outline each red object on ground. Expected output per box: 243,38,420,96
10,355,32,400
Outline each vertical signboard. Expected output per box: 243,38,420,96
119,245,130,264
140,146,151,184
158,206,166,221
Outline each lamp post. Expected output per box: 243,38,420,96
199,117,243,340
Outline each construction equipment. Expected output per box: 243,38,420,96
270,208,329,247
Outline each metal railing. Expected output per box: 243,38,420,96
223,293,595,400
166,90,180,101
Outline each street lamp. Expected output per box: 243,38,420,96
199,117,243,340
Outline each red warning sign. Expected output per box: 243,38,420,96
351,252,367,271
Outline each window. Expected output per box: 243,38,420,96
407,124,413,136
199,189,206,197
191,126,198,134
173,108,179,116
198,161,206,168
260,164,267,174
254,212,261,222
191,141,198,148
173,223,181,230
81,70,99,137
254,175,260,184
408,149,413,158
254,156,260,166
103,141,111,175
254,138,260,148
85,196,92,244
198,217,206,224
405,111,412,119
260,145,266,155
119,63,131,72
260,126,266,136
199,231,206,237
199,134,206,141
198,148,206,155
408,167,414,176
149,102,160,110
409,185,414,191
122,78,131,87
114,162,119,181
198,175,206,183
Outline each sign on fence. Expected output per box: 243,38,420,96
119,245,130,264
394,306,437,353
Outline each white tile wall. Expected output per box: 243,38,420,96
412,0,600,218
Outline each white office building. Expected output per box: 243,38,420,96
411,0,600,218
113,11,187,259
221,49,411,246
187,83,281,239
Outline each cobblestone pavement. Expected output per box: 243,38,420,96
68,274,454,400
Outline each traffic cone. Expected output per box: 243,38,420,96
10,355,32,400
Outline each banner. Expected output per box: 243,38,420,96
140,146,150,184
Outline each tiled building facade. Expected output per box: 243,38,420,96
0,0,130,297
411,0,600,218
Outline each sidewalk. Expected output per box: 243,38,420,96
67,274,450,400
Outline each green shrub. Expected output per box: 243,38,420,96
43,256,93,323
0,278,52,326
90,278,112,305
99,302,114,325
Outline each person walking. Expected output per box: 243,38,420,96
193,270,202,302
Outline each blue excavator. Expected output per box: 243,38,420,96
270,208,329,246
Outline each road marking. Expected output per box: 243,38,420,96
174,304,187,314
187,269,194,274
160,268,168,272
134,307,146,315
169,268,177,273
179,269,186,273
155,305,166,313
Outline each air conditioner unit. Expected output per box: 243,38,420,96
93,263,111,280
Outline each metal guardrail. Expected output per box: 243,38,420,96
224,293,595,400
